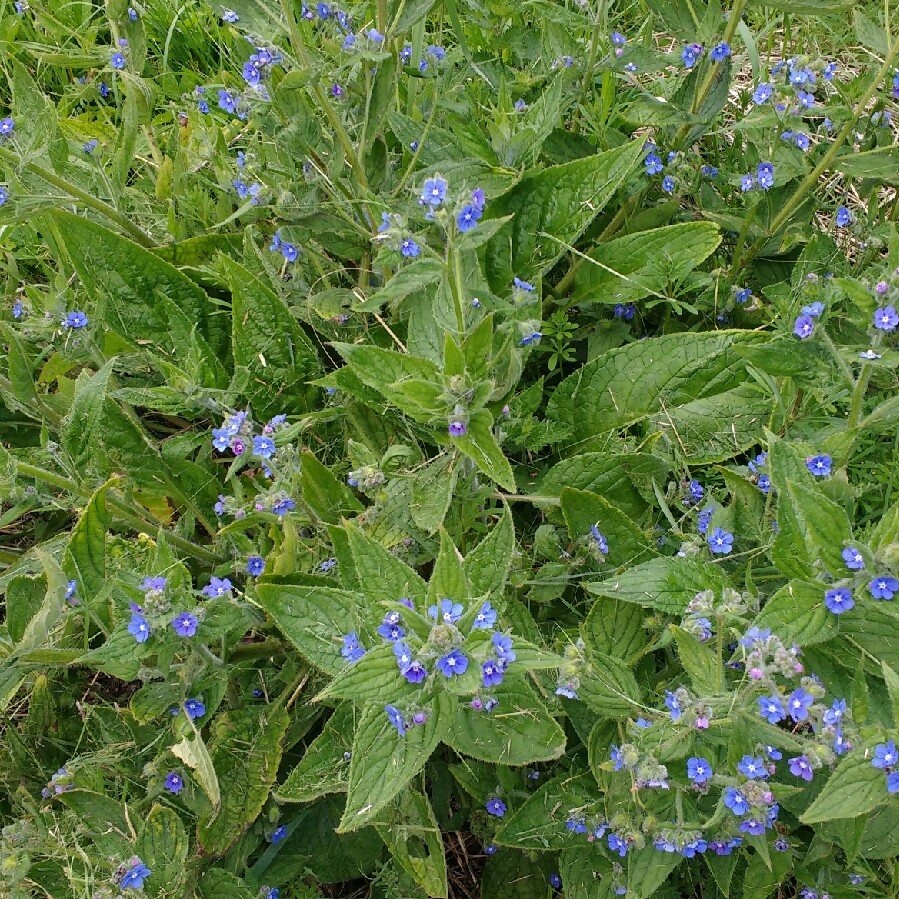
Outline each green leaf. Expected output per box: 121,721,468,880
346,521,428,604
375,789,447,898
55,790,130,855
831,147,899,184
586,557,732,614
578,652,643,717
464,504,515,597
451,408,516,491
573,223,722,307
752,580,836,646
300,450,364,523
46,210,228,360
222,255,321,418
547,331,770,461
277,703,355,803
748,0,852,11
198,706,290,854
256,583,360,675
197,871,256,899
484,140,643,287
741,848,793,899
428,529,469,603
882,661,899,730
77,627,145,681
628,848,683,899
61,363,114,471
6,576,45,645
315,643,416,703
339,693,453,831
561,487,656,567
136,804,188,899
64,478,113,603
171,725,221,808
495,771,597,849
671,626,720,694
584,597,647,662
800,753,888,824
411,453,459,533
445,678,566,765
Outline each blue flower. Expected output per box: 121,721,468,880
723,787,749,815
611,32,626,45
218,89,238,113
247,556,265,576
835,206,851,227
873,741,898,769
222,9,240,22
513,277,535,292
794,133,810,151
65,311,88,329
758,696,785,724
786,687,813,722
796,90,815,108
756,162,774,189
822,698,846,725
661,176,675,193
270,824,289,843
281,243,299,262
869,576,899,600
243,62,261,85
316,2,330,16
421,176,448,207
164,772,183,794
806,454,832,477
202,576,232,598
613,303,635,320
128,613,151,643
99,82,110,98
735,288,751,303
486,798,506,816
342,632,366,663
801,301,824,318
824,587,853,614
682,43,702,68
377,612,406,642
681,839,707,857
550,873,562,890
429,599,464,623
793,315,814,338
491,632,516,663
457,204,482,232
472,601,497,629
519,331,542,346
111,52,126,69
172,612,198,637
590,523,608,553
566,816,587,832
740,173,754,192
184,697,206,719
83,139,98,154
482,659,504,687
752,83,772,103
386,704,406,735
0,117,14,136
737,755,766,779
707,527,733,554
120,861,152,889
272,497,295,515
366,27,384,42
765,744,782,760
888,771,899,792
739,819,765,836
436,649,468,677
644,153,663,175
400,238,421,258
702,164,718,178
823,61,837,80
874,305,899,331
253,435,276,459
65,580,77,600
710,42,730,62
687,757,712,782
697,507,713,534
664,690,682,721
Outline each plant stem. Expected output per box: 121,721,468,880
0,145,155,247
573,0,607,135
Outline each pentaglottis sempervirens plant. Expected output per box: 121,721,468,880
2,0,899,897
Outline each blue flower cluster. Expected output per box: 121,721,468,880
820,539,899,616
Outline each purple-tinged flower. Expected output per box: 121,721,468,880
184,697,205,719
869,576,899,600
128,613,151,643
486,798,506,816
550,873,562,890
611,32,626,45
802,301,824,318
756,162,774,189
222,9,239,22
342,632,366,663
202,576,233,598
566,816,587,833
172,613,198,637
806,454,831,476
874,305,899,331
793,315,814,338
247,556,265,576
218,89,238,113
165,772,183,793
707,528,733,554
272,497,295,515
765,745,782,760
687,757,712,783
386,704,406,735
682,43,702,67
739,819,765,836
448,419,466,437
590,523,608,553
492,632,516,663
824,587,853,614
111,52,126,69
664,691,682,721
436,649,468,677
787,687,814,722
140,576,166,592
740,173,754,191
0,117,14,135
872,741,898,769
